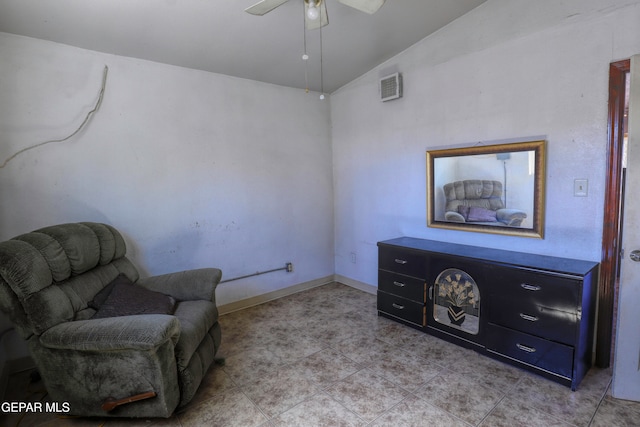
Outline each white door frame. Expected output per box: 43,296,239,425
612,54,640,401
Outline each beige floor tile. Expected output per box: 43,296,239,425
511,373,601,426
241,365,322,418
218,322,277,358
604,383,640,412
186,365,238,407
302,317,368,346
480,396,572,427
104,416,183,426
270,392,365,427
325,369,409,423
364,348,443,392
590,397,640,427
260,297,318,320
374,321,429,348
338,309,381,333
178,388,267,427
406,332,464,363
332,336,397,366
287,347,362,388
449,349,524,392
369,395,470,427
418,370,504,425
581,367,614,398
265,332,327,365
221,346,284,385
301,296,354,317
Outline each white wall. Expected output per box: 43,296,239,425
331,0,640,287
0,33,335,308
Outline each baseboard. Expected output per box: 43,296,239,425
334,274,377,295
218,275,335,315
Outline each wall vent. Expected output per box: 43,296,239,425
380,73,402,102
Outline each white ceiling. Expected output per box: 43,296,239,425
0,0,486,94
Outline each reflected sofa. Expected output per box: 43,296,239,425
443,180,526,226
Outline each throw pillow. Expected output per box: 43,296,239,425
91,275,176,319
467,206,498,222
457,205,470,221
89,273,132,310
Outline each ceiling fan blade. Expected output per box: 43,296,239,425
338,0,386,14
245,0,290,16
305,0,328,30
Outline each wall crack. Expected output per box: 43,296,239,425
0,65,109,169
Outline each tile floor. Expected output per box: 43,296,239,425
3,282,640,426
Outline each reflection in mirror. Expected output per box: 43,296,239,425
427,140,545,238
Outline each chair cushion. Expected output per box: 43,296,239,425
91,274,176,319
172,300,218,370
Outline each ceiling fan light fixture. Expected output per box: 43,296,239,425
306,0,320,20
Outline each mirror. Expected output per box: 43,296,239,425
427,140,546,238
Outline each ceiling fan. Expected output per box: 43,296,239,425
245,0,386,29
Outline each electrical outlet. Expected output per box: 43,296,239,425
574,179,588,197
286,262,293,272
350,252,357,264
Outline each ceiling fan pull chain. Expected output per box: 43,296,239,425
302,1,310,93
319,6,325,100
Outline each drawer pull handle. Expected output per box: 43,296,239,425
516,343,537,353
392,303,405,310
393,281,406,287
520,283,541,291
394,259,408,265
519,313,539,322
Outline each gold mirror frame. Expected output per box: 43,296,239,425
427,140,546,238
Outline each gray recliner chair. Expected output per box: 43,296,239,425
0,222,222,418
443,180,527,226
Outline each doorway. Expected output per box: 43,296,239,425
597,59,629,368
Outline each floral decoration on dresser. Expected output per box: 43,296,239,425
437,269,477,307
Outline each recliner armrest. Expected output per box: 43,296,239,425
137,268,222,302
496,209,527,226
39,314,180,352
444,211,466,223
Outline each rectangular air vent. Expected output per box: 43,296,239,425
380,73,402,102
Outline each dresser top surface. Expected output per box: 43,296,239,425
378,237,599,276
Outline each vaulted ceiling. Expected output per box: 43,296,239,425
0,0,486,93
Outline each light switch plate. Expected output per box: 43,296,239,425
574,179,588,197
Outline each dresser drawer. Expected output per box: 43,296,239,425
487,294,577,345
379,247,425,279
490,266,581,311
378,270,426,302
486,323,574,380
377,291,425,327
